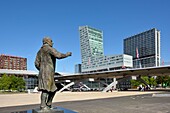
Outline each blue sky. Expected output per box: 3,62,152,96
0,0,170,73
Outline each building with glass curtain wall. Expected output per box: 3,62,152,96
79,26,133,73
124,28,160,68
75,64,81,74
79,26,104,61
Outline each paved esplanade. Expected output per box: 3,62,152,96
0,91,170,113
0,91,155,107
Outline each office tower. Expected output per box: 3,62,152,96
79,26,104,72
79,26,104,59
124,28,160,68
79,26,133,73
75,64,82,73
0,54,27,70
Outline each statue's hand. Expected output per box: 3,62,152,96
66,52,72,56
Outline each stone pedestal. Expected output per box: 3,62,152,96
32,108,64,113
12,106,77,113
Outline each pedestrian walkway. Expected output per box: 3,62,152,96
0,91,160,108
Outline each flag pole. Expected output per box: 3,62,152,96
136,47,141,68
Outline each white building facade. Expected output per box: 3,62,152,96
82,54,133,72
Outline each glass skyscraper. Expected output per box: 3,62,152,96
79,26,133,72
124,28,160,68
79,25,104,58
79,26,104,72
75,64,82,74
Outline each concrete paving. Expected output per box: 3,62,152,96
0,91,158,107
0,91,170,113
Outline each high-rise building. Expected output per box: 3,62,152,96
79,26,104,72
79,26,104,59
75,64,82,73
0,54,27,70
124,28,160,68
79,26,133,73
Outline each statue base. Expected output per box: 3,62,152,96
32,108,64,113
12,106,77,113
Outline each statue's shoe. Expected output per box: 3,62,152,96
47,105,53,109
40,106,51,111
47,104,55,109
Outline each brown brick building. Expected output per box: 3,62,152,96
0,54,27,70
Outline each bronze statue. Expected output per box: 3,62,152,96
35,37,72,111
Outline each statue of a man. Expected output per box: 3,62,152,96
35,37,72,111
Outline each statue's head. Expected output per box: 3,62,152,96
43,37,53,47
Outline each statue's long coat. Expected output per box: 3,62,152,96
35,44,67,92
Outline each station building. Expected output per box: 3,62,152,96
78,25,133,90
0,69,38,89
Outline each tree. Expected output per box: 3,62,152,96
149,77,157,87
141,76,150,85
10,75,18,90
0,74,25,91
16,77,25,91
156,75,170,87
130,79,141,87
131,76,157,88
0,74,11,90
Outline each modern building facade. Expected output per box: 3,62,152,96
124,28,160,68
0,54,27,70
79,26,103,72
79,25,104,60
75,64,82,73
81,54,132,72
79,26,133,73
